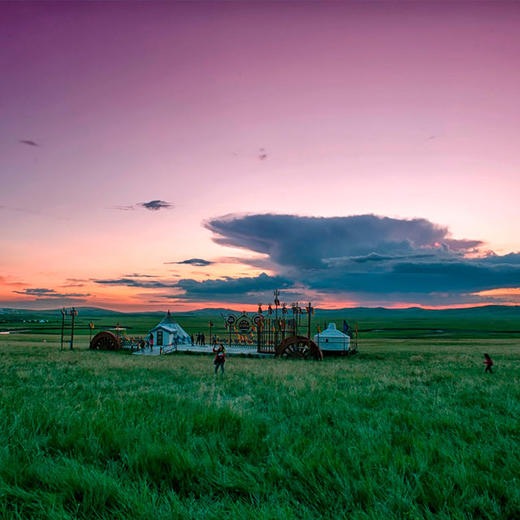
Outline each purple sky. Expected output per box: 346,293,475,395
1,1,520,310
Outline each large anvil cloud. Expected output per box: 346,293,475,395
205,214,482,270
203,214,520,302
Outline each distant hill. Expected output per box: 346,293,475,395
2,304,519,319
0,307,128,317
2,304,519,337
314,305,520,318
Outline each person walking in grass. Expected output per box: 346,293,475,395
213,343,226,375
483,353,494,373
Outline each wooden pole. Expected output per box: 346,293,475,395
228,322,231,347
60,308,65,351
274,289,279,347
307,302,312,339
70,307,76,350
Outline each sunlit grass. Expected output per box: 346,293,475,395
1,336,519,519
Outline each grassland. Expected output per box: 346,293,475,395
2,305,520,340
1,329,520,519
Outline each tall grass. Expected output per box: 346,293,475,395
1,337,519,519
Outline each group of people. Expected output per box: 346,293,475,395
194,333,206,345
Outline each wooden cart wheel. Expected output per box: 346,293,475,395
275,335,323,360
89,331,121,351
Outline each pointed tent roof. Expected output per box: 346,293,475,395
150,311,190,339
159,310,176,326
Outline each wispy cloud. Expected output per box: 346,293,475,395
166,258,214,267
60,278,88,288
138,200,173,211
122,273,158,278
112,200,174,212
13,287,90,298
94,278,177,289
19,139,39,147
0,205,67,220
0,276,25,288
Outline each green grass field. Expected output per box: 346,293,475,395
2,305,520,342
1,331,519,519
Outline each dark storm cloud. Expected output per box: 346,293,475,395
479,253,520,265
326,252,436,266
138,200,173,211
305,260,520,295
94,273,292,302
205,214,481,269
167,258,214,267
175,273,292,300
203,213,520,303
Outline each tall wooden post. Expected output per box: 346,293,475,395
60,308,65,351
281,303,287,342
291,303,298,336
70,307,76,350
306,302,313,339
274,290,279,347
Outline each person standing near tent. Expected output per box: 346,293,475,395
213,344,226,375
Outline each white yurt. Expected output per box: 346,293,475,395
149,311,191,347
313,322,350,354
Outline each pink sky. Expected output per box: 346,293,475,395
1,1,520,310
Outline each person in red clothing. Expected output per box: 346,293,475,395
213,344,226,374
483,353,494,373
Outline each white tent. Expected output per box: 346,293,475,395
313,322,350,353
149,311,191,347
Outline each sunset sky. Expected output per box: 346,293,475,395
1,1,520,311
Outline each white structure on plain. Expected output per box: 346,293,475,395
149,311,191,348
313,322,350,353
